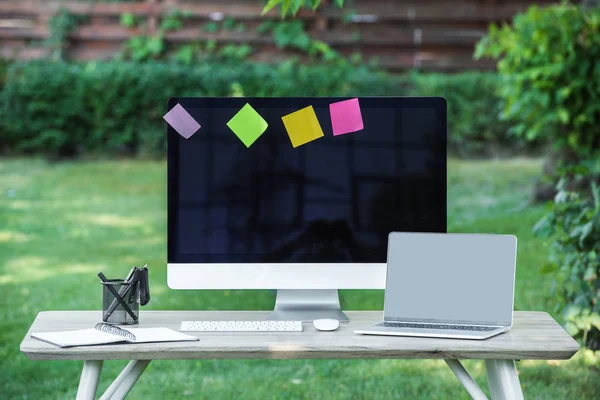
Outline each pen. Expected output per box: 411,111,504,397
105,266,137,317
98,272,138,322
127,269,140,303
123,264,147,303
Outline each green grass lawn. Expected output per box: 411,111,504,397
0,157,598,399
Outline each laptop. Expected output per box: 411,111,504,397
355,232,517,340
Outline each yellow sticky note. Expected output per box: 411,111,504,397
281,106,324,148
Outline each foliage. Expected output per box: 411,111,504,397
202,21,220,33
120,9,190,62
0,60,398,157
259,20,310,49
0,58,10,88
216,44,253,61
120,12,255,64
257,20,341,61
184,17,253,64
123,36,165,62
0,60,536,158
409,72,526,157
160,10,188,32
119,12,137,28
534,165,600,349
478,1,600,349
173,41,253,65
119,7,346,65
263,0,344,18
475,4,600,159
46,8,87,61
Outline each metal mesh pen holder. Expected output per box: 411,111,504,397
102,279,140,325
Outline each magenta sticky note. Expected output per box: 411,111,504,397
329,98,364,136
163,104,201,139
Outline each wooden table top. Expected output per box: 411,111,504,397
21,311,579,361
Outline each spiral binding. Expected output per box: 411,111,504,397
94,323,137,342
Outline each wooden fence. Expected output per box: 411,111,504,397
0,0,557,71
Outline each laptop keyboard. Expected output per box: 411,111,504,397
379,322,497,331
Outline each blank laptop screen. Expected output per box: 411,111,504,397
384,233,517,326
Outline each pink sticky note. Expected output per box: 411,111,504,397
163,104,201,139
329,98,364,136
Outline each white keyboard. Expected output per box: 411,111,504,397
180,320,304,332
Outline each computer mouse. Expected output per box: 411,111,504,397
313,319,339,331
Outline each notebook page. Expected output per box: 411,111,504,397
31,328,124,348
125,327,198,343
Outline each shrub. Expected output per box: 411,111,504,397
534,165,600,349
0,60,525,157
0,60,401,156
409,72,525,157
477,2,600,347
0,59,10,88
475,3,600,159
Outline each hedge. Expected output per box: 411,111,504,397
410,72,519,156
0,60,526,157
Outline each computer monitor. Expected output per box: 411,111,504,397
167,97,447,321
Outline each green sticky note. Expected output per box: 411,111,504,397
226,103,268,148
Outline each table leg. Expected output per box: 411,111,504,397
99,360,151,400
76,360,103,400
485,359,524,400
444,359,488,400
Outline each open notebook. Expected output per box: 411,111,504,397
31,323,198,348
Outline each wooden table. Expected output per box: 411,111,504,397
21,311,579,400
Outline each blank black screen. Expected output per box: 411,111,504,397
168,97,446,263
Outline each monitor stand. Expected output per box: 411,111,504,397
267,289,349,322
